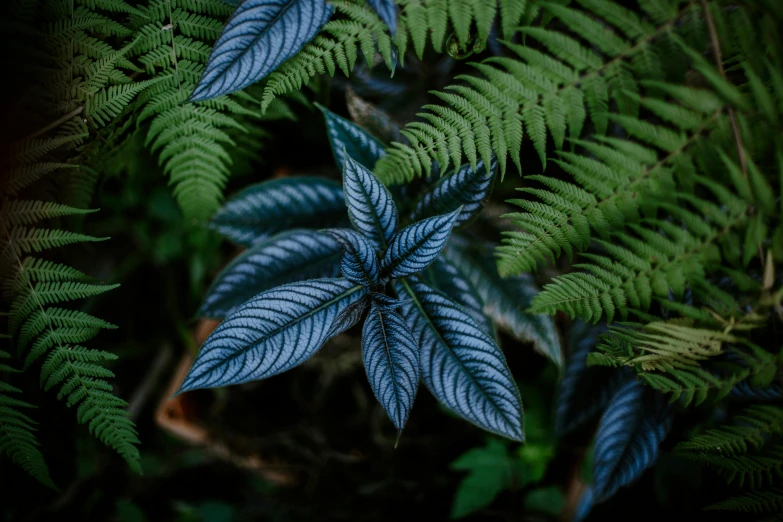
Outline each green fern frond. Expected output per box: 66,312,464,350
1,200,97,227
261,0,393,111
677,406,783,455
527,171,750,323
0,352,55,489
684,444,783,488
375,0,699,183
17,308,116,356
8,135,87,165
39,344,141,472
597,321,733,371
9,281,119,336
707,488,783,513
2,258,91,298
3,163,80,196
75,0,139,14
86,79,162,127
3,228,107,257
125,1,271,220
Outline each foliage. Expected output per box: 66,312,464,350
6,0,783,518
190,0,335,101
450,382,562,519
182,142,527,440
183,108,564,442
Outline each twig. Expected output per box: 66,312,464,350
23,105,84,141
127,343,174,420
700,0,747,175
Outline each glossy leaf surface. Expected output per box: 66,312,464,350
180,279,367,392
411,158,496,229
324,228,380,287
396,279,524,441
326,295,369,338
381,209,461,279
190,0,333,101
442,239,561,366
319,105,385,170
343,155,398,251
210,177,346,247
427,257,493,336
555,321,625,437
592,379,672,503
362,300,420,430
199,230,342,318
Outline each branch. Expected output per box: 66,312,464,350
23,106,84,141
700,0,747,175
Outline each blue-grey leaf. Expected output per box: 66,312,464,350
362,300,420,430
729,380,783,401
324,228,380,287
411,157,497,229
369,292,405,310
365,0,397,35
199,230,342,318
442,238,562,366
573,486,594,522
591,379,672,503
190,0,334,101
327,295,369,337
395,279,524,441
343,155,398,250
427,257,493,336
555,321,626,437
210,177,346,247
381,209,461,279
319,104,385,170
180,278,367,392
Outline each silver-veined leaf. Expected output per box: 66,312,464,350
410,157,497,229
362,300,420,430
326,295,369,337
324,228,381,287
199,230,342,318
427,257,493,336
319,104,385,170
365,0,397,35
210,177,346,247
343,155,398,250
190,0,334,101
555,321,625,437
395,279,524,441
591,379,672,504
442,239,562,367
381,209,461,279
180,279,367,392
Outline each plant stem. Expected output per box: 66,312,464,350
700,0,747,175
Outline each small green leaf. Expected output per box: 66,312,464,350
450,439,512,519
524,486,565,515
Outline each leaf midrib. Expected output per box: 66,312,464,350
227,282,365,360
397,279,517,435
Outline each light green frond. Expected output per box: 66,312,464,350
374,0,686,182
